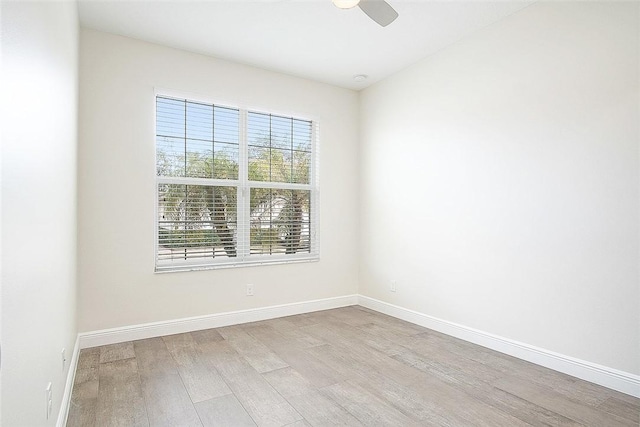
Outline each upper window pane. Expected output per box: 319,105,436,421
270,115,292,150
293,119,312,151
247,112,312,184
156,97,239,180
157,97,185,138
215,106,239,144
186,102,213,141
247,112,270,148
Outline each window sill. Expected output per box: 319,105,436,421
154,255,320,273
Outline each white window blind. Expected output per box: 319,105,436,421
155,95,318,271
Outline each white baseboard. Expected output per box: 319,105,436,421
57,335,80,427
79,294,358,349
73,293,639,399
358,295,640,398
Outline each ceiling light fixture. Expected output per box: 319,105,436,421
332,0,360,9
353,74,368,82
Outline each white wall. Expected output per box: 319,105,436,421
359,1,639,375
1,1,78,425
77,29,359,332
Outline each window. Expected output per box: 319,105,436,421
155,95,318,271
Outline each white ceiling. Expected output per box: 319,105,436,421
78,0,534,90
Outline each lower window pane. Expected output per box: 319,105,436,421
158,184,237,262
250,189,311,255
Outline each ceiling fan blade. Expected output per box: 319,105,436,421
358,0,398,27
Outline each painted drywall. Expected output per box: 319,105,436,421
1,1,78,425
77,29,359,332
359,1,639,375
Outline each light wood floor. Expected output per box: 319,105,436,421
67,306,639,427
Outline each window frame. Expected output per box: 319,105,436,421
154,90,319,272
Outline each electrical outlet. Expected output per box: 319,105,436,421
390,280,397,292
61,348,67,371
45,382,52,419
246,284,254,296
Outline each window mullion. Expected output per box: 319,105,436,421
247,181,312,191
239,109,250,261
157,176,239,187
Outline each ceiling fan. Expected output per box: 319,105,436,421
332,0,399,27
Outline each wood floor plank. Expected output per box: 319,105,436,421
217,325,289,373
242,324,307,351
199,340,303,427
248,318,325,348
409,330,612,408
287,390,364,426
351,306,428,335
96,358,148,427
386,342,583,426
281,313,322,328
305,316,413,359
75,348,100,384
322,306,379,326
239,324,343,388
261,358,360,425
350,356,544,427
305,342,386,384
406,376,534,427
99,342,136,363
494,375,636,427
564,377,638,408
67,380,99,427
597,396,640,424
391,341,504,388
305,341,418,388
194,394,256,427
271,347,344,388
321,380,420,426
78,347,101,370
261,366,315,397
255,317,298,330
449,380,581,426
162,333,232,403
347,362,476,426
306,322,567,427
376,329,506,386
350,323,415,357
599,388,640,407
283,420,312,427
134,337,179,375
191,328,225,345
134,338,202,427
303,322,426,386
311,341,537,427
